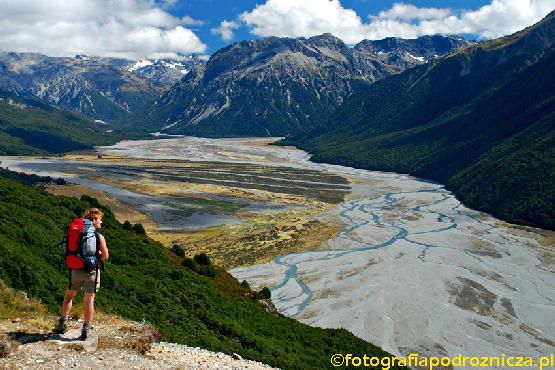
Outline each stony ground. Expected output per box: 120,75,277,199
0,315,279,370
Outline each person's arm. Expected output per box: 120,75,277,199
98,234,109,260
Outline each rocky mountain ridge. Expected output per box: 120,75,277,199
355,34,472,69
0,52,202,122
0,34,472,132
117,33,473,137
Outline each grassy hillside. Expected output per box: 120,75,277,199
283,12,555,231
0,171,408,370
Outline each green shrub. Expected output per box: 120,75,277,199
170,244,185,258
132,223,146,235
241,280,251,290
80,195,101,208
199,264,217,278
181,257,198,272
260,287,271,300
194,252,211,266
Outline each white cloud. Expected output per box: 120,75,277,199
239,0,554,43
374,4,451,21
211,20,240,41
0,0,207,60
240,0,363,43
160,0,179,10
182,15,206,26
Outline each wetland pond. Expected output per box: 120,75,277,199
3,137,555,367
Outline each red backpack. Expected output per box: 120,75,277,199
63,218,100,271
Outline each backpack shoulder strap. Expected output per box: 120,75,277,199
95,231,105,271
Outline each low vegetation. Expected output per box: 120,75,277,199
173,217,342,269
41,154,349,268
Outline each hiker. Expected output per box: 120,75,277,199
52,208,109,339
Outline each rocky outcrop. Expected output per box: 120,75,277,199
0,317,278,369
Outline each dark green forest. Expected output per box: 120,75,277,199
0,90,118,155
0,90,161,156
0,171,408,370
280,12,555,231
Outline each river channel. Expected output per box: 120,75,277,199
3,137,555,368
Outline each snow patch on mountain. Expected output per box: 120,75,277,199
128,60,154,72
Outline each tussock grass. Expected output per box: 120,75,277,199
0,280,49,321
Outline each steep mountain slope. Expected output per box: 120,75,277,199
117,34,471,137
0,90,117,155
286,10,555,230
0,53,200,122
0,172,409,370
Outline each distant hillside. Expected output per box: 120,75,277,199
283,10,555,230
0,90,118,155
0,172,408,370
116,34,471,137
0,53,201,122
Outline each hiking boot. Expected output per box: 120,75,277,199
52,319,67,334
80,326,89,340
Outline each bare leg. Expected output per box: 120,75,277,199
83,292,95,325
61,290,78,317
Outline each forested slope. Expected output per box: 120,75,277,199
0,90,118,155
0,172,408,370
284,10,555,230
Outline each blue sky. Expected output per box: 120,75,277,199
0,0,553,60
170,0,494,53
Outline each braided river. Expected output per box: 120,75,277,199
4,137,555,368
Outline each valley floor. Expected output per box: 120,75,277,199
2,136,555,368
2,138,348,269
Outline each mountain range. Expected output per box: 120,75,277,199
0,53,202,122
0,34,471,130
116,34,472,136
283,9,555,231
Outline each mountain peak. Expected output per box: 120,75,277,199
307,33,345,44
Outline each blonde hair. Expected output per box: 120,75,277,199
82,208,104,221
